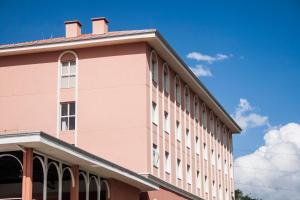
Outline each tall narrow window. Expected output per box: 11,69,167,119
204,142,208,160
152,102,158,125
175,77,181,104
165,151,171,173
151,51,158,83
185,87,190,113
176,159,182,179
187,165,191,184
60,102,76,131
196,170,200,188
176,121,182,141
163,65,169,93
195,100,199,122
210,113,214,134
213,180,216,197
61,60,76,88
196,136,200,154
205,175,209,193
164,111,170,133
219,184,223,200
224,159,228,174
186,129,191,148
153,144,159,167
202,106,207,129
211,149,215,165
218,154,222,170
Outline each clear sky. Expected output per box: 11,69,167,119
1,1,299,199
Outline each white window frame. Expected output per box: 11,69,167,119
196,136,200,154
202,105,207,129
213,180,217,197
175,76,181,104
205,175,209,193
224,159,228,174
153,144,159,167
163,63,169,94
218,153,222,170
165,151,171,173
60,102,76,131
152,101,158,125
176,159,182,179
219,184,223,200
185,86,190,114
196,170,200,188
195,100,199,122
204,142,208,160
186,129,191,148
150,51,158,83
60,60,76,88
187,165,192,184
176,121,182,141
164,111,170,133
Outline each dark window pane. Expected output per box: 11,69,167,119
69,117,75,130
61,104,68,116
69,103,75,115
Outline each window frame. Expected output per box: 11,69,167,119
164,111,170,133
152,101,158,125
60,60,76,89
175,76,181,105
60,102,76,131
150,50,158,84
176,159,182,179
165,151,171,174
176,121,182,142
163,63,170,94
152,144,159,168
184,86,190,114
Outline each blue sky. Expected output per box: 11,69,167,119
1,0,299,157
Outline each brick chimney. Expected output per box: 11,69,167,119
92,17,109,34
64,20,82,38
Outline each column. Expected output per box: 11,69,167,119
71,165,79,200
22,148,33,200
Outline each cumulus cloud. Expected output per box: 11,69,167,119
187,52,230,64
189,64,212,77
234,123,300,200
233,98,269,130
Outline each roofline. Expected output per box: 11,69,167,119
154,31,242,133
0,132,159,191
0,30,241,133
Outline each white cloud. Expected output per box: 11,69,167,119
187,52,230,64
234,123,300,200
233,98,269,130
190,64,212,77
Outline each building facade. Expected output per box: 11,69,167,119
0,17,241,200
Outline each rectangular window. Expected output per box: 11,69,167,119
164,111,170,133
152,102,158,125
204,142,208,160
205,175,209,193
211,149,215,165
196,170,200,188
213,180,216,197
153,144,159,167
219,184,223,200
176,121,182,141
165,151,171,173
61,60,76,88
187,165,191,184
186,129,191,148
60,102,76,131
176,159,182,179
196,136,200,154
224,159,228,174
218,154,222,170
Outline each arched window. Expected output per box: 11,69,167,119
59,51,77,89
89,176,98,200
62,166,74,200
100,180,110,200
194,97,199,122
33,155,45,200
79,172,87,200
185,86,190,114
150,50,158,83
202,104,207,129
47,161,60,199
0,152,23,199
175,76,181,104
163,63,169,94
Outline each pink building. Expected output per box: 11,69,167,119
0,17,241,200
